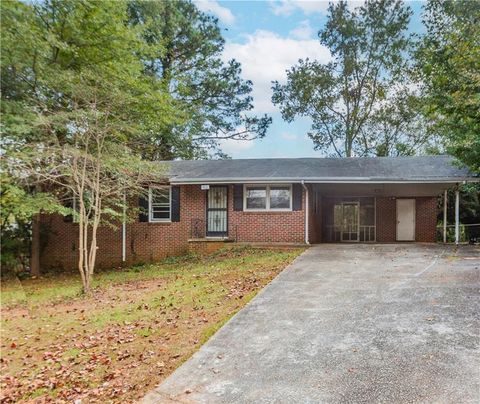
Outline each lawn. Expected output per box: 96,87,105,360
0,247,303,403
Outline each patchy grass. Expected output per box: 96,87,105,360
0,247,304,403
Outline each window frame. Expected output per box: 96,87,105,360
243,184,292,212
148,185,172,223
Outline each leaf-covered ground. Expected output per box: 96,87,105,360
0,247,303,403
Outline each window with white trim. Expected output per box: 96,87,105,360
244,184,292,211
149,186,171,222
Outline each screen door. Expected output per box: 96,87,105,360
207,186,228,236
341,202,360,242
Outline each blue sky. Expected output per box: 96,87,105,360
194,0,425,159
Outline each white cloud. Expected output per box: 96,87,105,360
289,20,315,39
222,30,331,113
270,0,362,16
281,132,298,141
194,0,235,25
218,138,255,154
270,0,330,16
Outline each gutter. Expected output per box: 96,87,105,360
301,180,310,245
170,178,477,185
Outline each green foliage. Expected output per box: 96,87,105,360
1,0,171,198
436,183,480,242
1,224,30,274
0,175,65,274
0,0,176,281
452,183,480,225
1,0,267,283
127,0,271,159
366,93,442,157
0,176,63,226
272,0,414,157
417,0,480,173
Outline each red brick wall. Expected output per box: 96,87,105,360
40,184,306,271
228,185,305,243
415,197,438,242
40,185,204,271
376,197,397,242
376,196,437,242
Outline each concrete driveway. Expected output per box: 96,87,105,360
143,244,480,403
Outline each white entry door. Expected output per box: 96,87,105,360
396,199,415,241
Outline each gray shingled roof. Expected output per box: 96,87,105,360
163,156,476,184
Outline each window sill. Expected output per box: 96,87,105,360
147,220,172,224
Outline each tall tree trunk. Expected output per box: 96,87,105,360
78,216,87,293
30,214,41,277
82,219,90,294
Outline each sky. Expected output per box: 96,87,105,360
194,0,426,159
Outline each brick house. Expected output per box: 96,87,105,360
40,156,477,270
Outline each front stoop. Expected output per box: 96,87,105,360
187,238,235,255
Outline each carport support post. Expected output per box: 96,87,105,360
443,190,447,243
301,181,310,245
455,189,460,245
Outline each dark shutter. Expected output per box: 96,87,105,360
233,184,243,211
171,186,180,222
138,193,149,222
64,199,73,222
292,183,302,211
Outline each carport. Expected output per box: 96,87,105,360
302,156,480,244
306,181,466,244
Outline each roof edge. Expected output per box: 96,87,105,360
170,177,479,185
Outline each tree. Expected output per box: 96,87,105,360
364,92,442,156
1,0,63,275
272,0,414,157
1,0,173,291
127,0,271,159
16,76,164,292
417,0,480,173
16,113,160,292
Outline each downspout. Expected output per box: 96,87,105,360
455,186,460,245
443,189,447,243
122,191,126,263
301,180,310,245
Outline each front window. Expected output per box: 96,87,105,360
269,186,291,209
246,186,267,209
244,185,292,211
149,186,171,222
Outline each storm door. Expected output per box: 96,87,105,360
341,202,360,241
326,198,374,243
206,186,228,237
